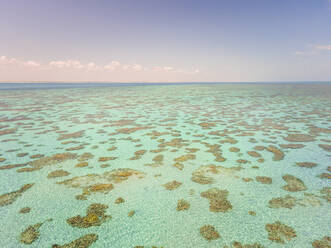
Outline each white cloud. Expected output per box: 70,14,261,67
0,56,19,65
132,64,144,71
86,62,102,71
1,55,201,79
49,60,84,69
104,61,121,71
0,56,40,68
163,66,174,72
24,60,40,67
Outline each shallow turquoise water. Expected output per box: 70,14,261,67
0,83,330,248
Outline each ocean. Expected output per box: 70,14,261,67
0,82,330,247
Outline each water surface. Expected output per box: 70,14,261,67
0,83,330,247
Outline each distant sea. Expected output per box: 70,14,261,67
0,81,330,90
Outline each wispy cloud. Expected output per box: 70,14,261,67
295,43,331,56
313,44,331,50
294,51,316,56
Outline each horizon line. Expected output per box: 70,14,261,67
1,81,331,84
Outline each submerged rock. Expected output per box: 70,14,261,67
201,188,232,213
265,221,296,244
52,233,98,248
200,225,220,241
0,183,34,207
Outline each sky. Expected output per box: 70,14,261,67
0,0,331,82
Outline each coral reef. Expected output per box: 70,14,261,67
318,144,331,152
320,187,331,202
223,241,264,248
265,221,296,243
115,197,125,204
128,210,135,217
47,170,70,178
268,195,297,209
75,162,88,168
66,203,111,228
201,188,232,212
0,163,27,170
0,183,34,207
296,162,317,168
266,145,284,161
191,165,241,185
20,223,43,244
163,180,182,190
18,153,77,172
19,207,31,214
98,156,117,162
57,131,84,140
247,151,261,158
255,176,272,184
176,199,190,211
282,174,307,192
283,134,315,142
52,233,98,248
312,236,331,248
200,225,220,241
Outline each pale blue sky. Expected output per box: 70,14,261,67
0,0,330,82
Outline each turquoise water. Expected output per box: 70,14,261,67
0,83,330,248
